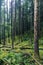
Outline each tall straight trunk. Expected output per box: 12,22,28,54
0,0,1,44
22,5,24,34
11,0,14,49
7,0,10,43
18,0,22,42
12,0,16,48
3,1,5,45
34,0,39,57
14,0,16,36
30,2,33,44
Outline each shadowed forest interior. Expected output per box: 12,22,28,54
0,0,43,65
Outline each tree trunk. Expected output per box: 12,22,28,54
3,1,6,45
34,0,39,57
0,0,1,44
18,0,22,43
12,0,16,49
11,0,14,49
7,0,10,43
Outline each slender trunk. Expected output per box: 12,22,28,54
22,5,24,34
3,1,5,45
7,0,10,43
0,0,1,44
12,0,16,48
18,0,22,43
34,0,39,57
11,0,14,49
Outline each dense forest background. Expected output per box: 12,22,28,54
0,0,43,65
0,0,43,42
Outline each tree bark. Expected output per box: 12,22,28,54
0,0,1,44
11,0,14,49
3,1,6,45
34,0,39,57
18,0,22,43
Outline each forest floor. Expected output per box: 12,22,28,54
0,41,43,65
0,36,43,65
